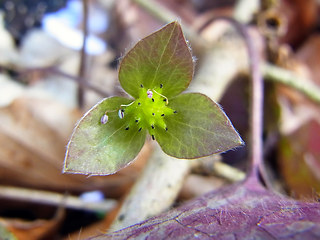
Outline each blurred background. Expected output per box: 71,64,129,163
0,0,320,239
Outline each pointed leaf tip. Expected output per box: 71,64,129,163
119,21,194,99
155,93,244,159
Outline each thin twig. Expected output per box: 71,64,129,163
132,0,207,50
78,0,89,108
19,66,109,97
0,185,116,212
132,0,175,24
263,63,320,104
213,161,245,182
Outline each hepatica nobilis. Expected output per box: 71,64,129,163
64,22,244,175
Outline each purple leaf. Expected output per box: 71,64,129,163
92,178,320,239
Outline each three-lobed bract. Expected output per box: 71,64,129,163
64,21,244,175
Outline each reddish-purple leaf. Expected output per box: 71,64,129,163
92,179,320,239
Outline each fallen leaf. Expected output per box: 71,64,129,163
0,208,64,240
93,178,320,239
278,119,320,198
296,34,320,86
279,0,318,47
0,97,82,189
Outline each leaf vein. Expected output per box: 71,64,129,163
150,24,176,87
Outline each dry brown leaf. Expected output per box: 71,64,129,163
279,0,318,46
275,36,320,198
0,97,82,190
296,35,320,86
0,208,64,240
278,119,320,198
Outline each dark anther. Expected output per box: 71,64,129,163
121,109,125,112
165,127,168,131
151,125,154,129
135,119,139,122
125,127,129,130
161,114,165,116
160,84,163,88
138,102,141,105
152,135,155,140
163,99,166,102
152,113,155,116
140,84,143,88
138,127,142,132
174,110,177,113
152,98,155,102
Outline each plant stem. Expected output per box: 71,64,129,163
132,0,207,50
199,17,266,185
132,0,175,24
18,66,109,97
213,161,245,182
78,0,89,108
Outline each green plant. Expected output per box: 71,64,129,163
63,21,243,175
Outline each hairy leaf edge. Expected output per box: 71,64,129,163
158,93,245,159
63,97,146,176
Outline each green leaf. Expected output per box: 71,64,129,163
64,97,147,175
119,21,193,99
154,93,244,159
